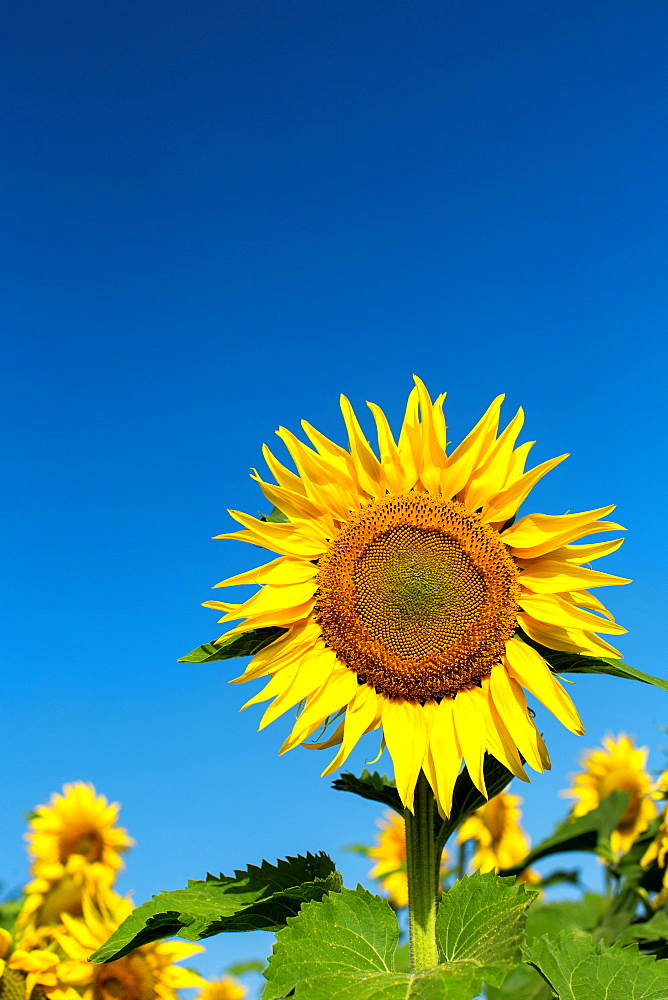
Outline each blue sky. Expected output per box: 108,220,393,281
2,0,667,989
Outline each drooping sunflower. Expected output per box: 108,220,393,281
565,733,657,854
10,892,205,1000
18,783,132,930
457,790,534,877
208,378,629,816
367,810,448,908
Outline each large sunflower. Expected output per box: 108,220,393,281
207,378,628,817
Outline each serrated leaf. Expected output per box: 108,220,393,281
331,770,403,814
263,875,533,1000
178,626,287,663
525,639,668,694
90,853,341,963
527,931,668,1000
500,791,629,875
436,871,537,987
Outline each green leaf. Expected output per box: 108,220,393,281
526,930,668,1000
500,791,630,875
0,899,21,932
332,770,403,814
436,871,537,987
524,639,668,694
178,626,287,663
486,962,555,1000
225,959,267,976
524,894,606,943
89,853,341,963
618,910,668,959
262,873,534,1000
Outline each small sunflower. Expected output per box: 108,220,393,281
565,734,657,854
10,892,205,1000
197,979,247,1000
367,811,448,908
457,790,534,877
208,378,629,816
26,784,133,879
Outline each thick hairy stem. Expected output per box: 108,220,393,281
404,772,439,971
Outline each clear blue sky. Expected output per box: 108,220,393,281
2,0,667,989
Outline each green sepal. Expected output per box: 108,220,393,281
262,872,535,999
500,791,630,875
526,930,668,1000
89,853,341,963
178,626,287,663
333,753,514,848
331,770,403,814
261,506,290,523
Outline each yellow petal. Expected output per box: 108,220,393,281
502,506,623,559
453,688,488,796
519,561,631,594
518,613,622,657
280,668,359,751
481,454,568,524
504,636,584,734
340,395,384,496
464,407,524,510
259,645,338,728
521,593,627,635
423,699,462,817
321,684,380,775
381,699,430,811
441,395,504,499
489,666,546,773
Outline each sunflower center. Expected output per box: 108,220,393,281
93,956,154,1000
60,826,104,863
315,493,519,701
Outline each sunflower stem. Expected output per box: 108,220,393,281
404,772,439,972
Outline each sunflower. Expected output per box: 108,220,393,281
197,979,247,1000
367,810,448,908
208,378,628,816
565,734,657,854
457,790,534,878
9,892,205,1000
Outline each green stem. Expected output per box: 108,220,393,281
404,772,439,972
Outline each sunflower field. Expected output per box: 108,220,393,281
4,380,668,1000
